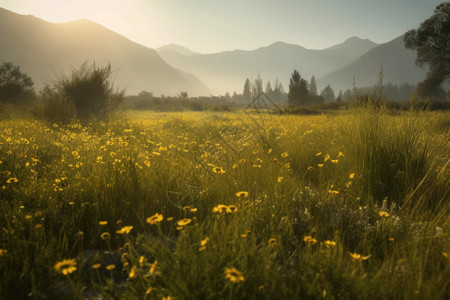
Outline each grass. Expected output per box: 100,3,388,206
0,107,449,299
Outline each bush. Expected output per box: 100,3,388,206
40,62,124,123
0,62,35,104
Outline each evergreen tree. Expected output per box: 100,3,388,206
309,75,318,96
252,75,263,98
320,85,336,102
288,70,308,107
242,78,251,102
265,81,273,94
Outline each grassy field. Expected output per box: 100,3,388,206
0,108,449,299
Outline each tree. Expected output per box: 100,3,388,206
309,75,318,96
252,75,263,98
288,70,308,107
265,81,273,94
0,62,35,104
242,78,251,102
404,3,450,99
320,85,336,102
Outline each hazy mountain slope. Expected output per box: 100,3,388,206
157,44,199,56
318,35,427,93
157,37,378,94
0,8,208,96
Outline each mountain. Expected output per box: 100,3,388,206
318,35,427,93
158,37,378,94
157,44,199,57
0,8,208,96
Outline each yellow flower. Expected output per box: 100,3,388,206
324,240,336,248
6,177,18,184
324,154,330,161
212,166,226,174
106,264,116,270
116,225,133,234
316,152,322,156
277,176,283,183
349,252,370,261
388,237,395,242
25,215,32,220
72,151,79,157
99,221,108,226
146,213,164,225
92,263,101,269
145,287,153,295
0,249,7,256
378,211,390,218
443,252,449,258
54,258,77,275
177,218,192,227
199,237,209,251
349,173,355,179
331,159,338,164
317,164,324,168
338,151,344,157
307,166,313,171
129,266,137,278
224,266,245,283
303,236,318,245
268,238,278,247
281,152,288,158
139,256,147,266
236,191,249,198
149,260,158,274
100,232,110,240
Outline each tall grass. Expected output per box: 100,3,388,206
0,109,448,299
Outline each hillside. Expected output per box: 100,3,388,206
157,37,378,94
0,8,209,96
318,35,427,93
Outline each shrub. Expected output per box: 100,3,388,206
41,62,124,122
0,62,35,104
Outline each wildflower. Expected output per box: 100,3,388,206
235,228,249,237
166,217,174,221
307,166,313,171
177,218,192,227
349,252,370,261
149,260,157,274
68,201,75,206
199,237,209,251
324,240,336,248
145,287,153,295
139,256,146,266
144,161,151,167
281,152,288,158
190,208,198,213
123,129,133,133
236,191,249,198
268,238,278,247
129,266,137,278
72,151,79,157
0,249,7,256
317,164,324,168
324,154,330,161
388,237,395,242
331,159,338,164
378,211,390,218
338,151,344,157
35,224,43,229
92,263,101,269
6,177,18,183
349,173,355,179
99,221,108,226
146,213,163,225
106,264,116,271
54,258,77,275
277,176,283,182
303,236,318,245
100,232,110,240
224,266,245,283
443,252,449,258
25,215,32,220
116,226,133,234
213,166,226,174
316,152,322,156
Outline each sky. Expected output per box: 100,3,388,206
0,0,446,53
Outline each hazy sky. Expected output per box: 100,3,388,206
1,0,446,53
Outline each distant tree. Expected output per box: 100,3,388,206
139,90,153,98
265,81,273,94
309,75,318,96
273,78,286,102
337,90,343,103
0,62,35,104
320,85,336,102
404,2,450,99
253,75,263,98
288,70,309,107
243,78,251,102
179,91,188,100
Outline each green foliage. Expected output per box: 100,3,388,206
404,2,450,99
0,62,35,104
320,84,336,103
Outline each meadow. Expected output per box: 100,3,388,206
0,107,449,299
